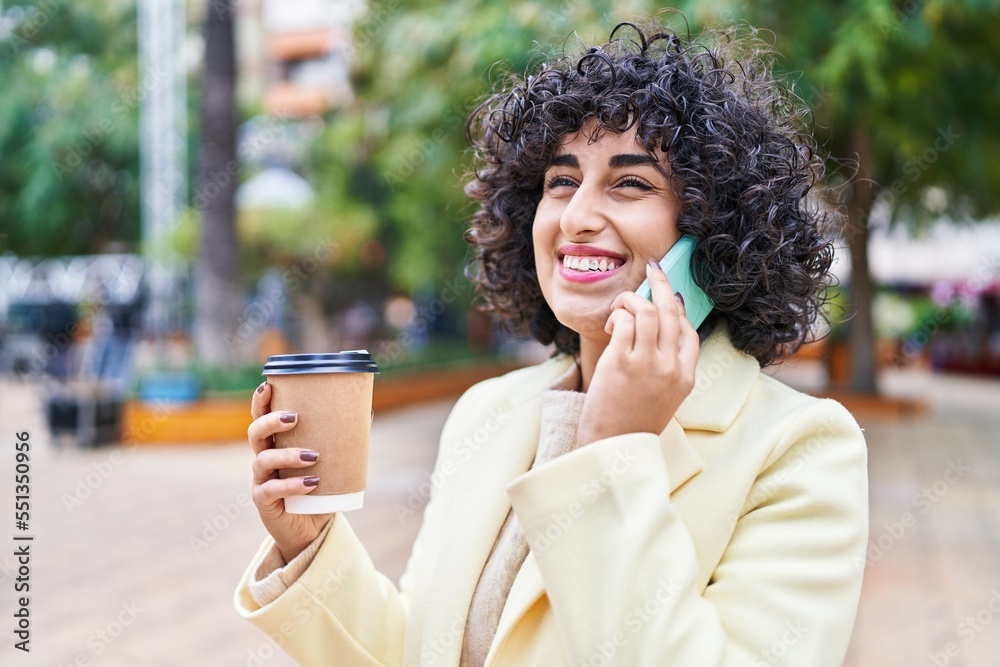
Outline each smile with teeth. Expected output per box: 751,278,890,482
562,256,620,272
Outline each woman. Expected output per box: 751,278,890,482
236,20,868,667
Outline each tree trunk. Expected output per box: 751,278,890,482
844,129,879,394
193,1,241,367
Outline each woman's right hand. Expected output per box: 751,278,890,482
249,381,333,563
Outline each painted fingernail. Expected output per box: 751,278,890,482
279,412,297,423
256,382,267,394
300,450,319,462
675,292,685,307
303,476,320,487
648,258,661,270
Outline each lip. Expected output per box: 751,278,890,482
556,244,627,283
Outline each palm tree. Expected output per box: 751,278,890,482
193,0,241,366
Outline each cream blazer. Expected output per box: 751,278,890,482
235,328,869,666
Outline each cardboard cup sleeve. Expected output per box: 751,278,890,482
263,351,377,514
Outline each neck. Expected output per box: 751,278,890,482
576,334,609,393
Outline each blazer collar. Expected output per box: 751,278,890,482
499,328,758,494
507,326,760,431
675,325,760,432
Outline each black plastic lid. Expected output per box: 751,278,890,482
262,350,379,375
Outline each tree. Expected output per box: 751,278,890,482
674,0,1000,392
192,0,241,366
0,1,140,256
317,0,652,292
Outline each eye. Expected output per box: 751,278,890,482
616,176,653,190
545,174,578,190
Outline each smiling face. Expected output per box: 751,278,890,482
532,123,682,341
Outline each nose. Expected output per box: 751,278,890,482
558,181,609,239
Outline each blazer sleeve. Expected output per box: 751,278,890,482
506,398,869,667
233,380,493,667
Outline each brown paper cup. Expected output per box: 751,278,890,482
263,351,378,514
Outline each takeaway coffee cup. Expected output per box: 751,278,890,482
262,350,378,514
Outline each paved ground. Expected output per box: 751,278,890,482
0,363,998,666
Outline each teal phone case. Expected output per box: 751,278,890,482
635,235,714,329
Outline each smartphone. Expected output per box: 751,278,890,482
635,235,714,329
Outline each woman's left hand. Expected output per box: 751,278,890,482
576,259,701,447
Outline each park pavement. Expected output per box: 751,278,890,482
0,362,998,667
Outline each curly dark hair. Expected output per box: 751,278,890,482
463,19,837,367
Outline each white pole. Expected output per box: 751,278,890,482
138,0,187,335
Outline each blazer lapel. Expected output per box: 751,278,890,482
485,550,545,665
419,358,573,667
675,326,760,432
660,418,704,493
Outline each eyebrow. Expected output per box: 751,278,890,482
549,152,667,176
550,154,579,168
608,153,664,173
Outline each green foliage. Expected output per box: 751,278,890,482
676,0,1000,220
308,0,653,294
373,340,505,377
875,290,976,343
194,363,264,396
0,0,141,256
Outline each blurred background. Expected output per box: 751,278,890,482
0,0,998,665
